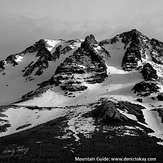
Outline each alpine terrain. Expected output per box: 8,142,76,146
0,29,163,162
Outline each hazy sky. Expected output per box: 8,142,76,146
0,0,163,58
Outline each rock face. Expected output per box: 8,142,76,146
81,34,98,51
150,38,163,64
100,29,163,73
121,29,150,71
141,63,158,81
118,29,163,72
50,34,108,92
132,81,160,96
22,40,55,77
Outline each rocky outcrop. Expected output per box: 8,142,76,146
22,48,52,77
141,63,158,81
0,39,54,77
133,63,160,97
118,101,145,123
6,55,18,66
132,81,160,96
0,60,5,71
150,38,163,64
157,93,163,101
121,29,151,71
88,100,129,123
84,98,145,124
121,47,141,71
23,39,46,54
81,34,98,52
60,81,87,92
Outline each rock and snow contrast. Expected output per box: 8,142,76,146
0,29,163,162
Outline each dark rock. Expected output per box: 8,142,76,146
22,48,52,77
136,98,143,103
0,123,11,132
86,72,108,84
120,29,143,45
151,96,156,100
85,98,146,124
132,81,160,96
99,36,119,46
81,34,98,52
52,44,72,60
141,63,158,81
0,60,5,71
23,39,46,53
122,47,141,71
150,38,163,65
60,81,87,92
118,101,145,123
157,93,163,101
121,30,151,71
16,124,31,130
6,55,18,66
89,100,129,123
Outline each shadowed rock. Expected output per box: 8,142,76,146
141,63,158,81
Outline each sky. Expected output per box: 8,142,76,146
0,0,163,58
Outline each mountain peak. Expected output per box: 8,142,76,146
120,29,145,41
84,34,98,45
81,34,98,51
130,29,142,34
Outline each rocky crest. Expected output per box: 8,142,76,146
39,34,108,93
120,29,150,71
0,39,54,77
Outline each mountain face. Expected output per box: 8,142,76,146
0,29,163,162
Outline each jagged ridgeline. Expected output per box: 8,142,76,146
0,29,163,105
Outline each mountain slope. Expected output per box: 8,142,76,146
0,29,163,162
0,39,81,105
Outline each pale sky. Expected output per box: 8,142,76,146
0,0,163,58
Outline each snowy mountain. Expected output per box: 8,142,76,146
0,29,163,162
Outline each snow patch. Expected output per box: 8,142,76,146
45,39,61,52
0,106,66,137
15,55,23,62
